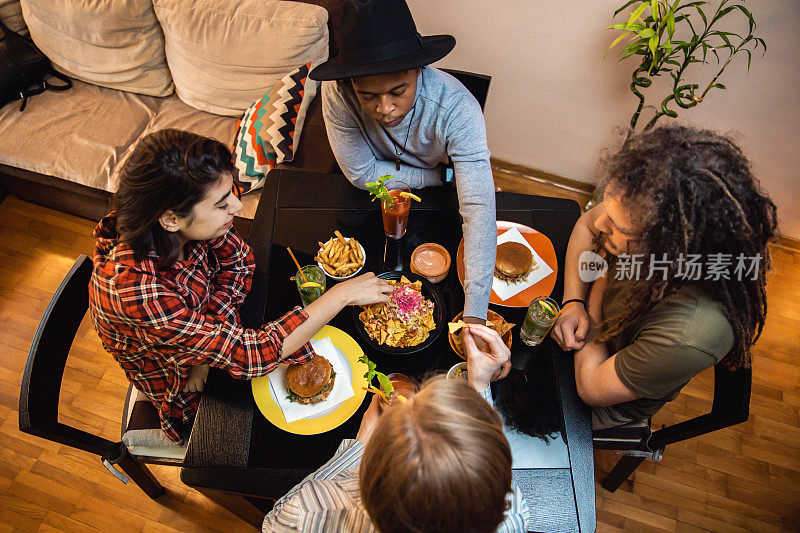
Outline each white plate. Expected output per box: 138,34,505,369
317,238,366,280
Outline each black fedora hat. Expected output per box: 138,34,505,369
309,0,455,81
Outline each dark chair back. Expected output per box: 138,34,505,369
18,254,120,458
440,68,492,110
649,364,751,450
438,68,492,185
596,361,752,492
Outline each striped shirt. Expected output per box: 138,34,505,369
263,388,532,532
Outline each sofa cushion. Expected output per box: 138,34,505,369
111,96,238,190
232,95,278,194
0,78,162,191
20,0,174,97
257,62,318,164
0,0,27,35
153,0,328,116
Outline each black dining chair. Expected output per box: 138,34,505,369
439,68,492,185
18,254,186,499
592,363,752,491
440,68,492,111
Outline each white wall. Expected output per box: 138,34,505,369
409,0,800,237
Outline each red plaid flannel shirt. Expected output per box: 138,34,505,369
89,214,315,444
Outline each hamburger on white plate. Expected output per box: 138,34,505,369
494,242,536,283
285,354,336,404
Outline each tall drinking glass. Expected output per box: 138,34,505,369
381,181,411,239
519,296,560,346
378,373,417,409
295,265,326,307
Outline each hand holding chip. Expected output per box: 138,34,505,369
462,325,512,392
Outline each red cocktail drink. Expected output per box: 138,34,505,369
381,187,411,239
379,373,417,408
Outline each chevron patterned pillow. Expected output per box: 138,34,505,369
257,62,319,164
232,93,278,194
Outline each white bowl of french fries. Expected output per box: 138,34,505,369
316,231,366,280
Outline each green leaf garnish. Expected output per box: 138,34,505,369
365,175,396,209
358,354,394,400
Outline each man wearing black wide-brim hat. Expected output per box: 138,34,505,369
310,0,497,340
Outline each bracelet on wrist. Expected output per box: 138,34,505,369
562,298,585,308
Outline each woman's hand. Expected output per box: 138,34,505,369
333,272,393,306
463,324,512,392
356,394,383,444
551,303,591,351
183,364,209,393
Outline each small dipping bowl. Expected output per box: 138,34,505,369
410,243,451,283
446,362,468,381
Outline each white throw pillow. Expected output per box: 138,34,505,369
153,0,329,116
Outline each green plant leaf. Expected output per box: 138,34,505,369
648,34,659,54
666,12,675,38
609,32,630,50
731,4,756,32
628,2,650,27
692,3,708,28
614,0,642,18
651,0,659,19
639,28,656,38
710,82,726,90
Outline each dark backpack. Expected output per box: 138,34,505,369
0,19,71,111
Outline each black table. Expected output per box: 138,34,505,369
181,170,595,532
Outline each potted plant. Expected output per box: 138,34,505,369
608,0,766,141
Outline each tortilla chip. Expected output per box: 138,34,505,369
448,321,467,335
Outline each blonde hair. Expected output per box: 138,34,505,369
360,376,512,533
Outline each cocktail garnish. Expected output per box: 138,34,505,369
365,175,396,208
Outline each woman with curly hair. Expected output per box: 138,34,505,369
551,125,778,428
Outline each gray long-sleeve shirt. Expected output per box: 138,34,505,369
321,67,496,318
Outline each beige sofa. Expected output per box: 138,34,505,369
0,0,343,221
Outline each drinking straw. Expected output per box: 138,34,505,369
363,387,407,404
286,247,308,282
542,301,579,338
552,301,578,322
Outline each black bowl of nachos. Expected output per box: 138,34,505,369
352,271,446,355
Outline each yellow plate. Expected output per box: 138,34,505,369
251,325,368,435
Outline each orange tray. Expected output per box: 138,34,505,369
456,220,558,307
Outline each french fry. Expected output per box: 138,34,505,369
352,239,362,261
321,262,337,276
316,233,364,277
337,262,360,273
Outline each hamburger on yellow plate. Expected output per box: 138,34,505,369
285,355,336,404
494,242,536,283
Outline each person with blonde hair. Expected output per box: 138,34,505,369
263,325,532,532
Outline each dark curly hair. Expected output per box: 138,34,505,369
114,129,234,269
597,125,778,370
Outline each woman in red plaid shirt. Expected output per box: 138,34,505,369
89,129,392,444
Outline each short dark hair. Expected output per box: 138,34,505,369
114,129,234,268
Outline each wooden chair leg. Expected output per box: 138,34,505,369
194,486,265,529
117,455,166,499
601,454,646,492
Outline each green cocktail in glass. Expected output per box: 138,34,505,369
295,265,325,307
519,296,560,346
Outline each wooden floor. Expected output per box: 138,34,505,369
1,194,799,532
